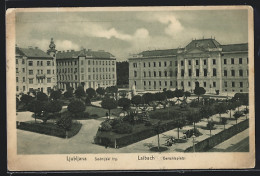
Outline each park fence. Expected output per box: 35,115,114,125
184,119,249,152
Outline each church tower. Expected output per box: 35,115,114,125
47,38,57,90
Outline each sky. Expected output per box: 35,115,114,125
15,9,248,61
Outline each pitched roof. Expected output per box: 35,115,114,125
185,38,221,50
56,49,115,59
16,47,52,58
220,43,248,52
138,49,180,57
56,51,81,59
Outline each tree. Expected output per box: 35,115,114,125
174,89,184,104
96,87,105,97
81,82,85,87
67,100,86,118
154,92,166,103
221,117,228,130
64,91,73,98
233,111,243,124
153,121,164,150
194,87,206,102
227,101,237,118
176,116,186,139
200,106,213,122
214,103,228,120
142,93,154,105
43,100,62,123
118,98,131,112
131,95,142,110
106,86,118,100
186,111,201,132
101,98,118,118
86,88,96,99
16,97,20,109
164,90,175,99
28,100,44,123
50,90,61,100
85,96,91,106
56,114,72,138
75,86,86,99
36,92,48,102
20,94,33,106
184,91,191,100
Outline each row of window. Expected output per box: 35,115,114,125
58,74,116,81
57,67,115,74
132,57,248,68
26,78,52,84
27,60,53,66
133,61,173,68
28,69,54,75
57,60,115,66
134,68,248,78
134,80,248,89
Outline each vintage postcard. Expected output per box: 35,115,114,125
7,6,255,171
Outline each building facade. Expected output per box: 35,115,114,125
128,38,248,94
56,47,117,91
15,45,57,95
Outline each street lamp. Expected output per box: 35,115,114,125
192,133,196,152
210,118,213,137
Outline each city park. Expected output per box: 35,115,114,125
16,84,249,153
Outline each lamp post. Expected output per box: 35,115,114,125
192,133,196,152
210,118,213,137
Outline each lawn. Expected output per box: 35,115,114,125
85,105,123,118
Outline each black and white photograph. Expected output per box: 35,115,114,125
7,6,255,170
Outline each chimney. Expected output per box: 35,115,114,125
67,50,69,52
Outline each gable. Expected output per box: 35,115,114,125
187,48,205,54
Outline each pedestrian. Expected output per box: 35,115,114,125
106,112,109,119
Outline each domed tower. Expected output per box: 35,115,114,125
47,38,57,90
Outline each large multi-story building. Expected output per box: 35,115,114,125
15,45,57,95
128,38,249,94
55,46,117,90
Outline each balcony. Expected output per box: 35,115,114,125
36,74,46,79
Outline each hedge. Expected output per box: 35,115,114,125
184,119,249,152
17,121,82,138
94,120,178,148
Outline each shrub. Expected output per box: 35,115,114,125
50,90,62,100
67,100,86,118
206,121,215,130
113,123,133,134
99,121,112,132
110,118,124,127
86,88,96,99
184,128,202,138
36,92,48,101
64,91,73,98
144,121,152,126
56,113,72,131
90,114,99,118
190,100,199,108
244,108,249,114
85,97,91,106
149,110,178,120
